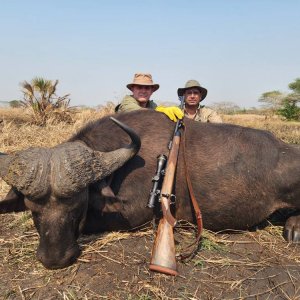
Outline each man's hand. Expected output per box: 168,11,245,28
155,106,184,122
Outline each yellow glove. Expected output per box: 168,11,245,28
155,106,184,122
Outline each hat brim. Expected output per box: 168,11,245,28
127,83,159,92
177,86,207,101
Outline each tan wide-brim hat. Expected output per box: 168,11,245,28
127,73,159,92
177,80,207,101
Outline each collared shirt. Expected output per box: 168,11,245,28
116,96,222,123
185,107,223,123
116,95,157,112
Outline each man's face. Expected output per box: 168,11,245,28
184,88,202,107
131,85,154,106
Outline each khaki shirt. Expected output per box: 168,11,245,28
187,107,223,123
116,95,222,123
116,95,157,112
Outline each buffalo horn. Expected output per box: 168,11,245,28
0,148,51,198
51,117,141,197
0,118,141,198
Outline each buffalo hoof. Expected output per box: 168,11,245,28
283,215,300,243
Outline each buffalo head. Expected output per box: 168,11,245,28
0,117,140,269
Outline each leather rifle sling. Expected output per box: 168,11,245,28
179,124,203,260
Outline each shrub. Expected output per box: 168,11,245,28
9,100,22,108
277,100,300,121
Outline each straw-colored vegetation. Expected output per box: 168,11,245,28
223,114,300,144
0,106,300,299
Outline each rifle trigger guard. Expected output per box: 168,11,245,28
170,194,176,205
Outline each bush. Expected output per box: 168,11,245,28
276,100,300,121
9,100,22,108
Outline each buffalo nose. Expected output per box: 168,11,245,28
36,244,81,269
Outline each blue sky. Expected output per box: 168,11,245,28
0,0,299,108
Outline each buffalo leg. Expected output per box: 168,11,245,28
283,213,300,243
0,187,26,213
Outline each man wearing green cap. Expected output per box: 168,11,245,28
116,73,183,122
178,80,222,123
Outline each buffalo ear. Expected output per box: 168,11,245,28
0,187,26,213
89,180,123,213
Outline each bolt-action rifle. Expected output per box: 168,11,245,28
148,96,185,276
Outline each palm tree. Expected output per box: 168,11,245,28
21,77,71,125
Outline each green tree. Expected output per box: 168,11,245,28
259,78,300,120
277,99,300,121
287,78,300,108
20,77,71,125
258,90,285,113
288,78,300,93
272,78,300,121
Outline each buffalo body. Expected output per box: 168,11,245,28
1,110,300,269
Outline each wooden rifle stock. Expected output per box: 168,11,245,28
149,131,181,276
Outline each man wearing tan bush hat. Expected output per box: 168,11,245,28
177,80,222,123
116,73,183,122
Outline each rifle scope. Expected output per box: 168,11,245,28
147,154,167,208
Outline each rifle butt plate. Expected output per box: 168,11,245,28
149,264,178,276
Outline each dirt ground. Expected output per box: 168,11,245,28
1,210,300,300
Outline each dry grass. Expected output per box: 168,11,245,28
1,213,300,299
223,114,300,144
0,107,300,299
0,106,115,150
0,106,116,195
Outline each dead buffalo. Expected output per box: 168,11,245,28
0,109,300,269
